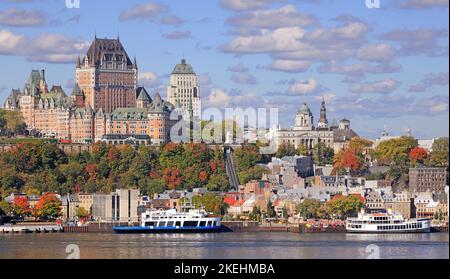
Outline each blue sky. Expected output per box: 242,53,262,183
0,0,448,139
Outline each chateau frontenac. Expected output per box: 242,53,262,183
3,36,183,145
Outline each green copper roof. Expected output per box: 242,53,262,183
172,59,195,74
110,107,148,120
298,103,312,115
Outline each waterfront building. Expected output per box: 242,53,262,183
409,167,448,194
78,193,94,213
60,194,80,222
76,36,138,113
166,59,201,119
91,189,139,222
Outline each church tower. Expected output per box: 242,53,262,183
317,97,329,129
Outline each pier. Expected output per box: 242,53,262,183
0,224,62,233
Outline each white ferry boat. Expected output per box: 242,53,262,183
113,208,222,233
346,211,431,233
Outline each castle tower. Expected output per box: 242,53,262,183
166,59,201,119
76,36,138,113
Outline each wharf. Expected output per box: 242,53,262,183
1,224,62,233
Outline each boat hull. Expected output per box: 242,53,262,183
113,225,223,234
346,227,431,233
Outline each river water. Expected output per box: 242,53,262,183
0,232,448,259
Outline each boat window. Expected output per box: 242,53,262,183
175,221,181,227
167,221,174,227
158,221,166,227
184,221,198,227
199,221,206,227
145,222,156,227
207,221,213,227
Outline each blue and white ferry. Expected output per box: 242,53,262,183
113,208,222,233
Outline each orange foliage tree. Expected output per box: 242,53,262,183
34,193,61,220
409,147,428,166
12,196,31,217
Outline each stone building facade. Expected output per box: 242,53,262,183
273,100,359,153
3,37,174,145
166,59,201,119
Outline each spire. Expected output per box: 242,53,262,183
76,56,81,68
133,56,137,69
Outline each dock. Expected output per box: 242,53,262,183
1,224,62,234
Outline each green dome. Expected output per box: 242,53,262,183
172,59,195,74
298,103,312,115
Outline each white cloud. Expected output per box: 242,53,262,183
204,89,232,107
119,3,168,21
227,5,318,29
0,29,89,63
267,59,312,73
231,72,257,84
222,27,306,54
0,8,46,27
349,79,399,94
163,31,192,40
219,0,280,11
287,78,318,95
381,28,448,57
139,71,161,88
357,44,396,62
0,29,26,54
409,72,449,92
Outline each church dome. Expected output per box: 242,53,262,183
298,103,312,115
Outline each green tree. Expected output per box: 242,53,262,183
0,200,13,216
296,144,309,156
326,195,364,220
312,142,334,166
249,205,261,222
430,137,449,168
267,200,276,218
296,198,322,219
276,143,297,158
374,136,417,166
76,207,89,219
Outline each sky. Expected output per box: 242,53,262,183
0,0,448,140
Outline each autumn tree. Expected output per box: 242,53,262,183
12,196,31,218
373,136,417,166
333,149,361,175
34,193,61,220
409,147,429,166
76,207,89,219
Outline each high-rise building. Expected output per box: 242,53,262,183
409,168,448,194
166,59,201,119
76,36,138,113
